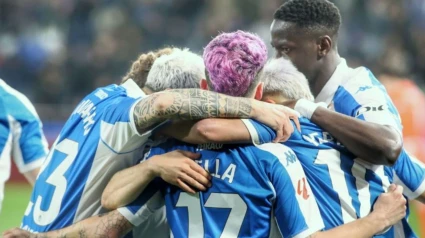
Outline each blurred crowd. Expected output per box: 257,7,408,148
0,0,425,118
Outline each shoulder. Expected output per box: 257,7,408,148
338,66,386,97
255,143,297,166
0,80,39,120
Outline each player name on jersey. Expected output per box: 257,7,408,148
303,131,343,147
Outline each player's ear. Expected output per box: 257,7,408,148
317,35,332,57
254,82,263,100
200,79,209,90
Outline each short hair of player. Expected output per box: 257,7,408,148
260,57,314,101
274,0,341,37
122,48,174,88
203,30,267,97
145,48,204,92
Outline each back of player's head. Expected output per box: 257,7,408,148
145,48,204,92
203,31,267,97
274,0,341,37
260,57,314,101
122,47,174,88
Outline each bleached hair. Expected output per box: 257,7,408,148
260,57,314,101
146,48,204,92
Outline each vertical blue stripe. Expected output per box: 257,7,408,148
340,154,361,218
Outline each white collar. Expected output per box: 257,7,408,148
121,79,146,98
315,58,349,105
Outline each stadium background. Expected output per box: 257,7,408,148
1,0,425,235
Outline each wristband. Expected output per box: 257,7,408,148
294,99,327,119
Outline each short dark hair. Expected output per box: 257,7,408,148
274,0,341,36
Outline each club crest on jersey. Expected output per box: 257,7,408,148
73,99,96,136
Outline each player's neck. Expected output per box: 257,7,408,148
311,52,341,97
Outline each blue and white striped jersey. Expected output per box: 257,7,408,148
315,58,425,237
242,118,424,237
0,79,49,213
119,140,324,238
21,79,163,232
315,59,402,133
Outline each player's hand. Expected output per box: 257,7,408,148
3,228,35,238
149,150,212,194
253,100,300,142
372,184,407,233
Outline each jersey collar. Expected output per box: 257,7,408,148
315,58,349,105
121,79,147,98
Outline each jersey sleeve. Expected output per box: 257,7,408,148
117,178,166,226
259,143,324,238
8,96,48,173
241,119,276,145
392,149,425,199
333,69,402,134
100,96,169,153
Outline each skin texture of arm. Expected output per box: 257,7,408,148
134,89,298,142
102,150,210,210
310,107,402,166
23,168,40,186
311,184,406,238
134,89,253,134
3,210,132,238
311,214,384,238
161,119,252,144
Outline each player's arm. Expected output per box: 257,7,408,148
102,150,210,210
392,150,425,204
134,89,299,142
160,119,254,144
3,210,133,238
307,106,402,166
311,185,407,238
11,97,49,185
288,78,404,166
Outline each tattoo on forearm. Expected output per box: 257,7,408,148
133,89,253,131
94,211,132,238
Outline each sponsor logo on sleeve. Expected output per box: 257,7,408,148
355,104,387,117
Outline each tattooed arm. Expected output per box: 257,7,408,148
134,89,299,142
3,211,132,238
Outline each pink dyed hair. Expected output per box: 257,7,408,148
203,31,268,97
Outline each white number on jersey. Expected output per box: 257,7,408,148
33,139,78,226
176,192,247,238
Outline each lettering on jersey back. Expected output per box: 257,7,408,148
303,132,343,147
197,159,236,184
73,99,96,136
196,143,223,150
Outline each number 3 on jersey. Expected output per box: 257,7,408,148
26,139,78,226
176,192,247,238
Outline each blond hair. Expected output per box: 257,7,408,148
121,47,174,88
